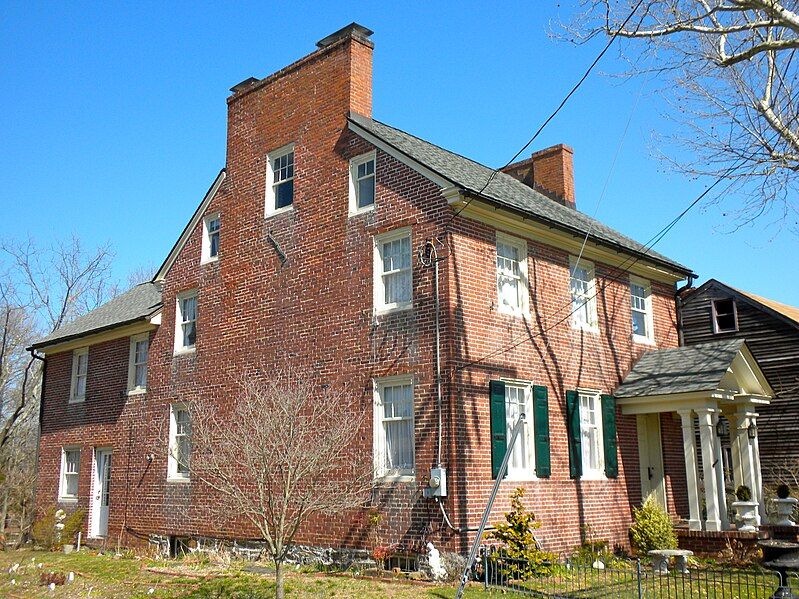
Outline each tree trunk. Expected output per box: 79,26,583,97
0,488,8,534
275,559,285,599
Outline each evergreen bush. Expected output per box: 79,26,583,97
629,495,677,554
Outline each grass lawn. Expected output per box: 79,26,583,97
0,548,520,598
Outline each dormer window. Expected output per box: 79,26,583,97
712,298,738,333
265,144,295,216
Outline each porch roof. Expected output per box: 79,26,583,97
616,340,746,398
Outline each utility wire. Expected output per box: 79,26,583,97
444,0,646,230
454,160,746,372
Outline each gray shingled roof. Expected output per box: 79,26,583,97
348,113,691,275
615,339,746,398
31,282,163,349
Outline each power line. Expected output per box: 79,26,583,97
444,0,646,230
454,160,745,372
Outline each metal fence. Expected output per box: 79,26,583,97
480,547,790,598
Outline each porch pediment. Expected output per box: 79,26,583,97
615,339,772,415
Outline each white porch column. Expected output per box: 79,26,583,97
750,415,765,522
678,409,702,531
712,411,729,529
697,408,724,531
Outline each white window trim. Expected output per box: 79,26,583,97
200,212,220,264
577,389,606,481
500,378,537,481
373,227,413,315
69,347,88,403
711,298,739,334
264,143,295,217
59,446,80,502
167,404,191,483
630,275,655,345
349,151,377,216
127,333,149,395
373,375,416,482
496,232,530,318
569,257,599,333
174,290,198,355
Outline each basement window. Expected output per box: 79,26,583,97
712,298,738,333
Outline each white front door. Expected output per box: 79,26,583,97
637,414,667,509
91,449,112,538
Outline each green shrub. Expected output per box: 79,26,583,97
629,495,677,554
487,488,558,579
735,485,752,501
32,507,85,550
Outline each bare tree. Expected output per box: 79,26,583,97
0,236,115,537
175,367,372,599
565,1,799,228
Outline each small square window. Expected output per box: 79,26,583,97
712,298,738,333
70,348,88,403
201,214,220,263
59,448,80,500
374,229,412,314
349,152,376,214
265,145,295,216
174,291,198,354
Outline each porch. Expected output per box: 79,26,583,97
615,339,774,533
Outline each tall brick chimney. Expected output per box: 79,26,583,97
502,144,576,209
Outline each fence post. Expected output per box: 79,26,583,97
636,558,644,599
482,547,488,590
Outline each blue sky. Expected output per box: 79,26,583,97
1,1,796,304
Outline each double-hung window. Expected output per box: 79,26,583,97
504,383,535,480
70,348,88,403
59,448,80,500
175,291,198,353
349,152,376,214
265,144,295,215
579,391,604,478
570,258,598,331
128,333,149,393
373,378,415,479
374,229,412,314
496,233,529,316
168,405,191,481
201,213,220,263
630,277,654,343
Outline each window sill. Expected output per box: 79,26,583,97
200,256,219,266
374,303,413,317
571,322,599,335
497,306,530,320
374,473,415,484
173,347,196,357
579,472,608,482
349,204,375,217
633,334,655,346
265,205,294,218
68,398,85,405
127,388,147,397
58,496,78,503
166,476,191,484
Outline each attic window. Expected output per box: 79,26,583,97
712,298,738,333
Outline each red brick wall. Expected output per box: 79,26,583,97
35,30,688,558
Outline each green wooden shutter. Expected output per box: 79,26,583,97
489,380,507,479
533,385,551,478
602,394,618,478
566,390,582,479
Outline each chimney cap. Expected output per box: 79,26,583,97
230,77,259,93
316,22,374,48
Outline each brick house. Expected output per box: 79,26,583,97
30,24,773,559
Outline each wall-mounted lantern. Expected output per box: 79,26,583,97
747,422,758,440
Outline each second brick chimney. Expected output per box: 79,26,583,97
502,144,576,209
